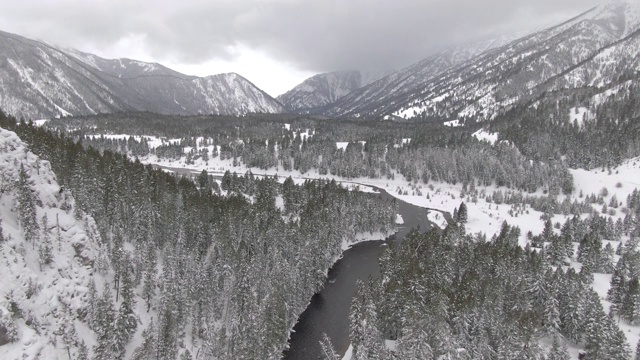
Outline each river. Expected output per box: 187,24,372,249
283,186,445,359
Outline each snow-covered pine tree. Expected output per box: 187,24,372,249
547,334,570,360
17,164,37,244
319,333,340,360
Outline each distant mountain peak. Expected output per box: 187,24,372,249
277,69,392,112
0,30,286,119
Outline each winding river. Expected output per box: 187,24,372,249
283,186,445,359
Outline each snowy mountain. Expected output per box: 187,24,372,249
0,30,286,119
321,0,640,122
0,127,103,358
276,70,390,113
316,35,518,119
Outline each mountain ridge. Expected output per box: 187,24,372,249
311,0,640,122
0,30,286,119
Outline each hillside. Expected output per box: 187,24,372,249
0,127,102,359
0,30,286,120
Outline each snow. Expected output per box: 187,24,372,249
384,339,397,352
86,134,181,149
443,119,463,127
427,210,448,229
472,128,499,144
343,230,395,251
571,158,640,202
32,119,49,127
341,344,353,360
395,214,404,225
343,183,378,193
293,129,314,142
569,107,590,128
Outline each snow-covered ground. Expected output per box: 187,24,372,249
427,210,448,229
569,107,591,128
472,128,499,144
85,134,181,149
443,119,463,127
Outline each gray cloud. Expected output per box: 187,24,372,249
0,0,598,73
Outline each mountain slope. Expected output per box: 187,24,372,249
321,0,640,122
0,126,104,359
318,35,517,119
0,30,286,119
276,70,390,112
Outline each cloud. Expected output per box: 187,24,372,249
0,0,597,74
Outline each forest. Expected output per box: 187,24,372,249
46,111,575,196
0,111,397,359
343,201,640,359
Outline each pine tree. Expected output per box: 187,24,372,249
77,340,89,360
38,213,53,270
57,312,78,360
197,169,209,190
349,280,366,359
457,202,468,225
544,293,561,335
319,333,340,360
608,323,632,360
142,242,157,312
17,164,38,244
608,263,626,316
93,283,116,360
547,235,567,266
601,242,615,273
622,277,640,324
583,289,631,359
114,266,137,359
542,219,554,244
131,319,158,360
547,335,570,360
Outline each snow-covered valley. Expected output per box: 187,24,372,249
53,122,640,358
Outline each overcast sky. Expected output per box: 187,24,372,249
0,0,597,96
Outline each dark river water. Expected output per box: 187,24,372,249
283,186,440,359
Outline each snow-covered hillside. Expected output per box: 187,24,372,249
0,127,102,358
321,35,516,119
0,30,286,120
